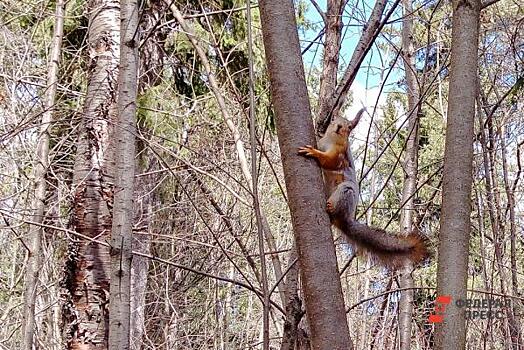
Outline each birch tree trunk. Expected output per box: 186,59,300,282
64,0,120,348
398,0,420,347
435,0,480,348
259,1,353,349
22,1,65,348
108,0,138,347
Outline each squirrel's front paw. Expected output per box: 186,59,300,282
326,200,336,215
298,145,316,157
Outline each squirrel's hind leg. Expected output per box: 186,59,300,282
326,181,358,221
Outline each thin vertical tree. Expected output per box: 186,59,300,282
108,0,138,347
64,0,120,347
398,0,421,347
316,0,344,122
435,0,481,348
259,0,353,349
22,0,65,348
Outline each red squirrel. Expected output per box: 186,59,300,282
298,109,428,269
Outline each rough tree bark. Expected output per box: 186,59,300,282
64,0,120,348
22,0,65,348
398,0,420,348
435,0,481,348
259,1,353,349
108,0,138,347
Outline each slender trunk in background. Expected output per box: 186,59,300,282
64,0,120,348
128,4,165,347
500,130,523,349
316,0,390,131
398,0,420,348
435,0,480,348
246,1,270,348
316,0,344,121
477,110,521,349
129,202,151,350
22,1,65,348
259,1,353,349
108,0,138,347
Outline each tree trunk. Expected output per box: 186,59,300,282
64,0,120,348
259,1,353,349
316,0,390,131
316,0,344,121
435,0,480,348
22,0,65,348
108,0,138,347
398,0,420,348
279,247,305,350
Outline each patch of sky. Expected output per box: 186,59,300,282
299,0,405,93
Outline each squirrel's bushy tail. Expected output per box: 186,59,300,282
340,220,429,269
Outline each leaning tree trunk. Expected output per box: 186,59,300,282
22,0,65,348
108,0,138,347
398,0,420,348
259,0,353,349
435,0,480,348
63,0,120,348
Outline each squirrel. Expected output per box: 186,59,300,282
298,109,429,269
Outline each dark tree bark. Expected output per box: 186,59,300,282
259,1,353,349
435,0,481,348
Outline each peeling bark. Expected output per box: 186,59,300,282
63,0,120,348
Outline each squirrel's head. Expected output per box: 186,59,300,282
327,108,364,138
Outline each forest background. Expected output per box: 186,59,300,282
0,0,523,349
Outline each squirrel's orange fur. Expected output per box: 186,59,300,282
299,109,429,269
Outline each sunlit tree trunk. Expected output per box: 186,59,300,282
398,0,420,348
108,0,138,347
435,0,480,348
259,0,353,349
22,1,65,348
64,0,120,348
